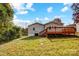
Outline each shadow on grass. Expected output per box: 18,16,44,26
0,36,42,45
47,34,79,41
0,36,22,45
0,39,15,45
21,36,42,40
22,35,79,41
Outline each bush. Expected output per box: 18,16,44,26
0,26,22,42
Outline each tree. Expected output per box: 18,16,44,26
21,28,28,36
0,3,14,42
71,3,79,23
0,3,26,43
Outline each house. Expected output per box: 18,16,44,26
28,18,64,36
28,18,76,36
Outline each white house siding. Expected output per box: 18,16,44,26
28,24,44,36
45,23,63,32
45,23,63,29
48,27,63,32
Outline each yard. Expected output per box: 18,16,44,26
0,36,79,56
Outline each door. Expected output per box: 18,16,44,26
35,33,38,36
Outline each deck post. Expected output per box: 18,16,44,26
55,27,56,37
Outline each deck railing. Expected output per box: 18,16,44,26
46,27,76,35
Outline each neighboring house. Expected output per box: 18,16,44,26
28,23,44,36
74,16,79,33
76,23,79,33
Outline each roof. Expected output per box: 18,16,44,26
28,22,44,27
28,18,64,27
45,18,64,25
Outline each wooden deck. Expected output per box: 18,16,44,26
39,27,76,37
46,27,76,35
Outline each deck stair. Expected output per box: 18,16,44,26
39,29,47,37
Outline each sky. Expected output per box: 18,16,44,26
11,3,73,28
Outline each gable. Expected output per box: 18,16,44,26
28,23,44,27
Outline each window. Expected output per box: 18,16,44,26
49,27,51,30
33,28,35,31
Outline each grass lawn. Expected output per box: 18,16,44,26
0,36,79,56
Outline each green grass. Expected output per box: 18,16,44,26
0,36,79,56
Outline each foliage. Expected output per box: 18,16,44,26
0,3,22,42
21,28,28,36
12,26,22,38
